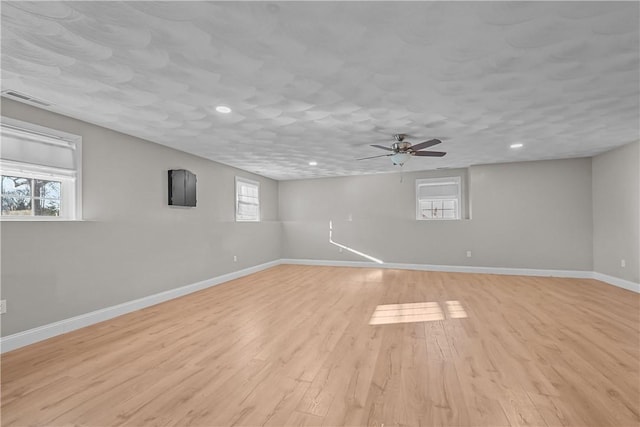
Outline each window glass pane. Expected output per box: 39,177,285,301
1,196,32,215
236,179,259,221
34,180,61,199
1,176,31,197
443,209,456,219
419,198,459,220
432,200,442,218
34,198,60,216
421,201,433,218
239,184,258,198
238,203,258,217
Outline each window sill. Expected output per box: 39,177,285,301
0,217,83,222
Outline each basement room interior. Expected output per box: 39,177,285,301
1,2,639,426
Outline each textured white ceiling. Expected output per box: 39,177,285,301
2,1,639,180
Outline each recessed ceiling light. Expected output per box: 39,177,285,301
308,161,318,166
215,105,231,114
510,143,523,149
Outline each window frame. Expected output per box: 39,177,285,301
0,117,82,221
235,176,260,222
415,176,462,221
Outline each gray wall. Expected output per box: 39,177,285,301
1,99,281,336
592,141,640,283
280,158,594,271
2,96,635,337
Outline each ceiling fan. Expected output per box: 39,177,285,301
357,134,446,166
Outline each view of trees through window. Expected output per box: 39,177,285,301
419,199,458,219
1,175,61,216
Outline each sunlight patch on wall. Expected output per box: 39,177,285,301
329,220,383,264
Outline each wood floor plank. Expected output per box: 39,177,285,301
498,389,548,427
2,265,638,427
285,410,324,427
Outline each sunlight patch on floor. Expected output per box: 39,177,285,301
369,300,467,325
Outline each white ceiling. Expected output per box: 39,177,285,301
2,1,638,180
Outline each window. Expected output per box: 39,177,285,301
0,118,81,220
416,177,461,220
235,177,259,221
2,176,61,216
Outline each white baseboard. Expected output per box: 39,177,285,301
3,258,637,353
281,259,639,292
592,272,640,293
280,258,594,279
0,260,280,353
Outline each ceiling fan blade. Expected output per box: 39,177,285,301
370,144,393,151
413,150,447,157
356,153,393,161
410,139,442,151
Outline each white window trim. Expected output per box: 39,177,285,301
0,117,82,221
416,176,461,221
235,176,260,222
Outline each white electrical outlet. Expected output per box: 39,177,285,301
233,255,237,262
339,247,343,253
466,251,472,258
621,259,626,268
0,300,6,314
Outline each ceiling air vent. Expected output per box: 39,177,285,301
2,90,52,107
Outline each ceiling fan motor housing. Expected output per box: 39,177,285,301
392,141,412,152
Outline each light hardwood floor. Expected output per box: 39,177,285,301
2,265,639,426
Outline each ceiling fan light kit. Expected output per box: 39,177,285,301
391,152,411,166
358,134,447,166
